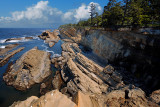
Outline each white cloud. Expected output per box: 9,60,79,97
0,1,102,28
74,2,102,21
11,1,62,21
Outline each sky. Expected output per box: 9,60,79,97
0,0,107,28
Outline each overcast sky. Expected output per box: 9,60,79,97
0,0,107,28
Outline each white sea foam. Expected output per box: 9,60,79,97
0,46,6,48
52,54,61,58
40,30,46,32
0,39,6,43
6,39,30,43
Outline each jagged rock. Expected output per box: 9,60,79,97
73,91,102,107
75,53,124,88
75,62,103,85
62,58,108,94
48,41,55,47
40,77,53,95
39,30,60,47
52,71,64,89
0,47,24,66
24,37,33,39
105,87,159,107
75,53,103,74
51,57,65,69
111,72,122,83
150,89,160,104
61,42,81,56
0,44,19,56
10,90,77,107
62,39,75,43
103,65,114,75
3,47,51,90
59,26,160,92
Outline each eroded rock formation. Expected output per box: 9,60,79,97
3,47,51,90
59,26,160,93
39,30,60,47
0,47,24,66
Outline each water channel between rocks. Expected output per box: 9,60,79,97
0,28,106,107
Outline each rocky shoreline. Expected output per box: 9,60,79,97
1,29,160,106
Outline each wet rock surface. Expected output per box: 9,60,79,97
0,44,19,56
0,47,24,67
3,47,51,90
5,37,33,43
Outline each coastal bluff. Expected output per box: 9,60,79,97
1,29,160,107
59,26,160,92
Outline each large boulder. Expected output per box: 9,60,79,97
10,90,77,107
39,30,60,47
3,47,51,90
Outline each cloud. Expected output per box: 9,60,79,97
0,1,102,28
74,2,102,21
11,1,62,21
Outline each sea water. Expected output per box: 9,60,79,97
0,28,62,107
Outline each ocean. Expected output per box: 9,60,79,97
0,28,62,107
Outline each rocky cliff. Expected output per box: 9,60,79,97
59,27,160,93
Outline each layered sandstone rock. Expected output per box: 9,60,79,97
3,47,51,90
0,44,19,56
0,47,24,66
10,90,77,107
59,26,160,93
50,41,125,97
62,58,108,94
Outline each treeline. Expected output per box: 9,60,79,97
60,0,160,28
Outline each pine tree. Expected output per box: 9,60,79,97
89,3,96,26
